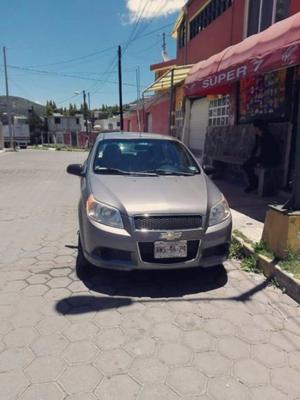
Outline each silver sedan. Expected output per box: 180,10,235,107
67,132,232,271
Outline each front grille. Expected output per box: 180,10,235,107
134,215,202,231
139,240,200,264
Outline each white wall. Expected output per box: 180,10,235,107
3,123,30,140
94,116,120,131
186,98,209,162
47,116,82,132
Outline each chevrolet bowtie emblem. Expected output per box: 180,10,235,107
160,232,182,241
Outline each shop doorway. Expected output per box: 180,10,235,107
189,98,209,161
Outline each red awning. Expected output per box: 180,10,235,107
185,12,300,97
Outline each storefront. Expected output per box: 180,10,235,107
184,12,300,199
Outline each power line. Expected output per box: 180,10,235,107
123,0,152,52
56,93,80,106
83,2,152,97
16,22,174,70
3,14,175,106
24,45,117,68
85,53,119,95
4,64,136,87
129,0,171,43
127,38,161,56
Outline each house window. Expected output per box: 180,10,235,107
178,20,186,49
76,118,80,124
275,0,290,22
117,122,120,127
189,0,232,40
54,117,61,124
247,0,290,37
208,95,230,127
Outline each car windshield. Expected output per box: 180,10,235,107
93,138,200,176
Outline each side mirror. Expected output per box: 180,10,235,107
203,165,216,175
67,164,84,177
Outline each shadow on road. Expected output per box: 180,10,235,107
75,257,228,298
55,276,272,316
55,252,272,316
56,295,132,315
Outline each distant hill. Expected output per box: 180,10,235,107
0,96,46,117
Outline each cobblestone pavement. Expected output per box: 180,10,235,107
0,150,299,400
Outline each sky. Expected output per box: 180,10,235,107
0,0,186,109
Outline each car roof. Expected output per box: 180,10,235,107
96,132,178,142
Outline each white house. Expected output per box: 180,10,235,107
47,114,85,144
94,116,120,132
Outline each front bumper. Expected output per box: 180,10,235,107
80,213,232,271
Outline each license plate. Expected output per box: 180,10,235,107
154,241,187,259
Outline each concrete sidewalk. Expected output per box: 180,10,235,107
216,180,289,243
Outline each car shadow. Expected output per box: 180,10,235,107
75,255,228,299
55,272,272,316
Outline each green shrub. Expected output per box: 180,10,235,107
279,251,300,280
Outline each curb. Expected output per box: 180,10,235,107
233,234,300,304
1,149,16,153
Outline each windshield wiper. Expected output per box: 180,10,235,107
94,167,157,176
94,167,131,175
144,169,196,176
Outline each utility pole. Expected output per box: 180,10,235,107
162,32,166,54
82,90,89,147
118,45,124,131
136,67,141,132
87,92,91,113
87,92,93,129
3,46,14,149
82,90,88,134
168,68,175,136
162,32,169,62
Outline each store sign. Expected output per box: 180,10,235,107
186,43,300,97
202,66,248,89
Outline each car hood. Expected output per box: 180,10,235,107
89,174,211,216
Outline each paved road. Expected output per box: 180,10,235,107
0,150,299,400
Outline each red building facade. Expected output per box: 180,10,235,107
124,0,300,137
177,0,246,65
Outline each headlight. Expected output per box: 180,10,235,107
86,195,124,229
209,197,231,226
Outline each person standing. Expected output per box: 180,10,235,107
243,119,280,193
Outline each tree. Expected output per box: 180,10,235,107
52,101,58,112
45,101,54,116
68,103,78,116
28,107,43,144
